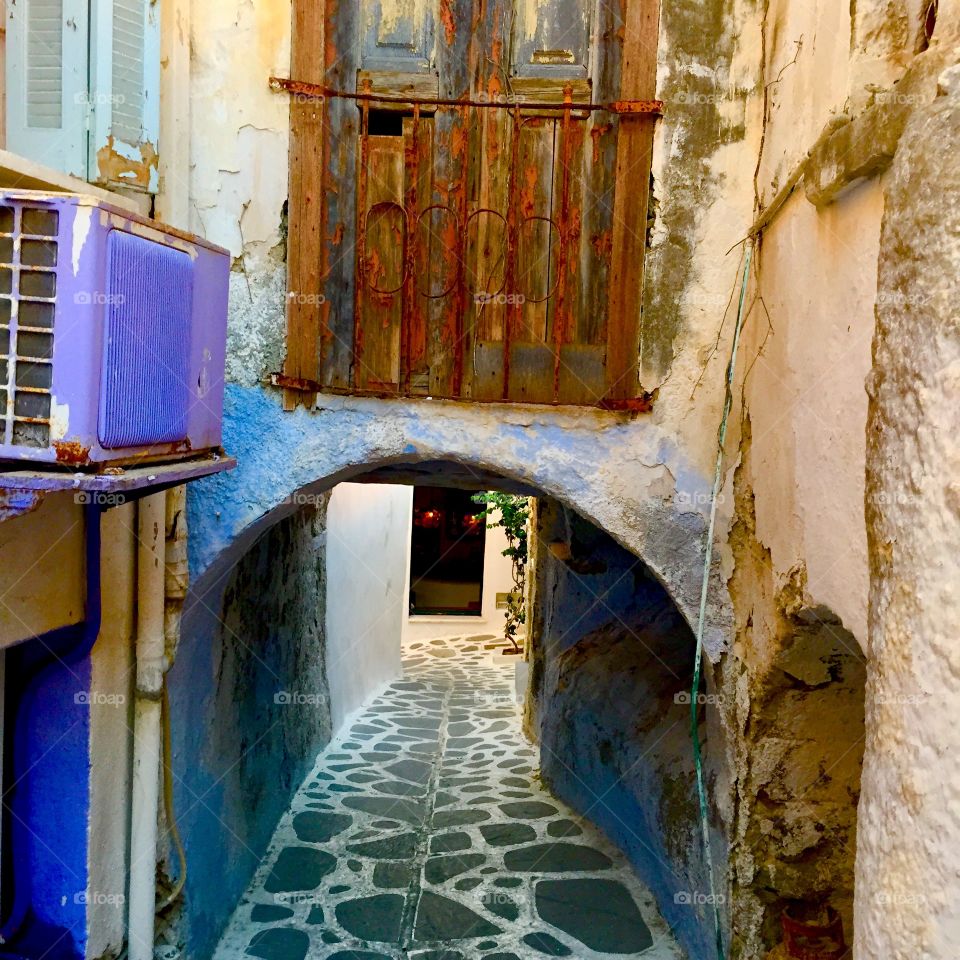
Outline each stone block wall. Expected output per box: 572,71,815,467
525,497,720,959
169,502,332,959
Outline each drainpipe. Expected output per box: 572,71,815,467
127,493,168,960
158,486,189,912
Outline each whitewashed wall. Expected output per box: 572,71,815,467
324,483,412,732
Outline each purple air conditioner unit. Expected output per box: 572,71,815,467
0,191,229,468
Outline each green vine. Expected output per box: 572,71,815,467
472,492,531,653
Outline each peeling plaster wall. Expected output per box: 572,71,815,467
723,1,958,956
743,182,884,650
642,0,763,404
188,0,292,389
725,426,866,959
170,503,331,960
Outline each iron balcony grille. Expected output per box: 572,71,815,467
0,203,58,449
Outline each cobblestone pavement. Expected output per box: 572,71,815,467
213,635,683,960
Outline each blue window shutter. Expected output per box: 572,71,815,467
510,0,594,80
88,0,161,193
5,0,91,178
360,0,435,73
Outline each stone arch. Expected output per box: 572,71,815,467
187,386,732,659
171,385,736,960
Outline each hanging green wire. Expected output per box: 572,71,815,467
691,239,754,960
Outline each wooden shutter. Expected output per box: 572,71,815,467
605,0,660,402
88,0,161,192
5,0,90,178
510,0,593,80
360,0,435,73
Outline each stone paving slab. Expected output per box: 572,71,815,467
212,636,683,960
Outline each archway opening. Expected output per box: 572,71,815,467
168,457,718,960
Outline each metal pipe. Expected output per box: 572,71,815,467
127,493,167,960
157,486,188,913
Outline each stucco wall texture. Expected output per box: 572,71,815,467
525,497,711,959
325,482,411,731
857,57,960,959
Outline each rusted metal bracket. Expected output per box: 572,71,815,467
597,395,656,413
269,76,663,117
608,99,664,115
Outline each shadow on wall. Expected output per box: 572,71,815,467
1,631,91,960
526,497,720,959
168,503,332,960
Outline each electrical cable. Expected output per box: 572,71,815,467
690,240,754,960
156,684,187,914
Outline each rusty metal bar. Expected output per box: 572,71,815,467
451,104,469,398
269,76,663,116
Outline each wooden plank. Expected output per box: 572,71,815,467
427,0,472,398
404,111,434,392
284,0,325,408
357,137,405,389
317,0,361,391
515,117,556,344
558,343,606,404
508,76,592,104
508,342,555,404
463,0,514,399
471,340,506,401
358,70,441,105
604,0,661,402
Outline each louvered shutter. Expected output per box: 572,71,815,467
88,0,160,193
5,0,91,178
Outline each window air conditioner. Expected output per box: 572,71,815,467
0,191,229,468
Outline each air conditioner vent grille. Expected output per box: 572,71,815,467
0,203,58,449
98,231,193,449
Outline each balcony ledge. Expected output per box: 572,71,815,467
0,149,151,217
0,453,237,518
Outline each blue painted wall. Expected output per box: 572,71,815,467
170,506,332,960
4,631,92,960
531,498,722,959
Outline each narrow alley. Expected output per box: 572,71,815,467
213,636,682,960
1,0,958,958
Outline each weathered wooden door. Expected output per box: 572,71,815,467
282,0,660,408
